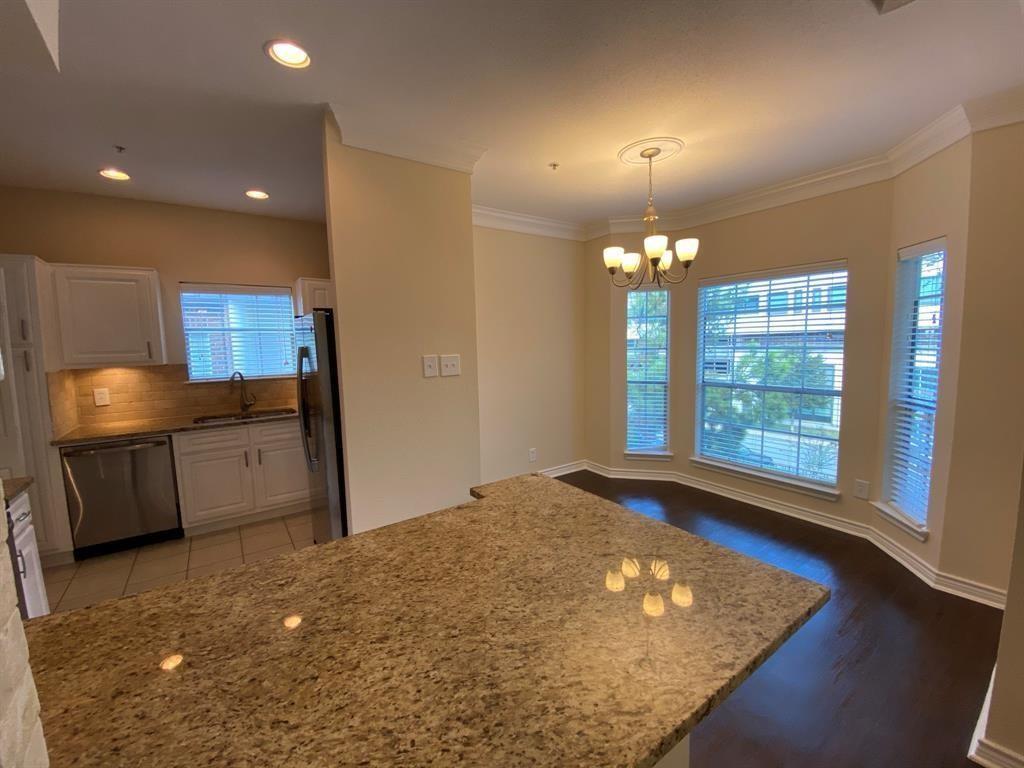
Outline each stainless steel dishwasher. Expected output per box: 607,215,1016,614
61,436,183,559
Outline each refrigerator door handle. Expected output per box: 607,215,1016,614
296,346,319,472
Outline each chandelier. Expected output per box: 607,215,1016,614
603,145,699,289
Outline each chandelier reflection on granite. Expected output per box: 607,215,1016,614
603,145,700,289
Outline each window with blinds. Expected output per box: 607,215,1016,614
883,241,946,523
180,284,297,381
626,289,669,453
696,266,848,485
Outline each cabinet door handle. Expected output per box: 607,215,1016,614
257,448,262,465
23,351,31,372
16,551,26,578
20,319,28,341
146,341,153,359
244,449,249,467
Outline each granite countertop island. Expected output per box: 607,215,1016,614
3,476,33,505
24,474,828,767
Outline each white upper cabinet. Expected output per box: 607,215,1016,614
294,277,334,315
53,265,167,367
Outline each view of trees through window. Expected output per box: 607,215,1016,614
626,289,669,453
696,269,848,484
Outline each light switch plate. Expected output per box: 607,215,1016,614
854,479,870,500
440,354,461,377
528,448,537,463
93,387,111,407
422,355,439,378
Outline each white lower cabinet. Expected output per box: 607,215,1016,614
173,421,311,529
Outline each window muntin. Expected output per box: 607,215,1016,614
180,284,296,381
626,289,669,453
696,267,848,485
884,244,946,523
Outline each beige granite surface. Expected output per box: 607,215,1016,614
51,411,298,447
3,476,33,505
24,474,828,767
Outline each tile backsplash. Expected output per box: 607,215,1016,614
46,365,297,435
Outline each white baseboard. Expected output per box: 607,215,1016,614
972,739,1024,768
576,460,1006,609
539,460,589,478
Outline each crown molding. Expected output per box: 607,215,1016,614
887,104,971,176
328,104,487,174
471,205,585,241
963,84,1024,133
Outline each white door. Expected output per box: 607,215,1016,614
254,441,312,510
0,273,27,483
54,267,162,366
177,448,255,526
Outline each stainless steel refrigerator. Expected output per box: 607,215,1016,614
295,309,349,542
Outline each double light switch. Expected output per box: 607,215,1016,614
422,354,461,378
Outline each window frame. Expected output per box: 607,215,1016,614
179,282,297,383
624,285,672,459
876,237,948,535
691,261,849,495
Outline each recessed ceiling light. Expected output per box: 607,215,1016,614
99,167,131,181
245,189,270,200
159,654,183,671
283,614,302,630
264,39,310,69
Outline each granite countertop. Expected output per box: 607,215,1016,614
3,476,33,505
51,411,298,447
25,474,828,768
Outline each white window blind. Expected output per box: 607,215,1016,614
696,266,848,485
884,242,946,523
626,290,669,453
180,284,296,381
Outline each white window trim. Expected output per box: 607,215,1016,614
871,500,929,542
625,285,671,455
690,455,841,501
694,261,848,489
879,237,948,528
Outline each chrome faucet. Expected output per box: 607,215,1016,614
229,371,257,413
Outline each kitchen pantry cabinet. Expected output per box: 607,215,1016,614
52,265,167,366
293,277,334,315
173,421,312,530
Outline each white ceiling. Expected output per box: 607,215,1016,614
0,0,1021,225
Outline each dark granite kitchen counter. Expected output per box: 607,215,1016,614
25,474,828,767
51,412,298,447
3,476,33,505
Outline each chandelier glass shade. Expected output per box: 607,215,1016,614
604,147,699,289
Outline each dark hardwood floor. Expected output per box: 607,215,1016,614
559,470,1003,768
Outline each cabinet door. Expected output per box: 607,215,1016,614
294,278,334,315
53,267,164,366
253,440,313,510
176,447,255,526
3,260,34,346
14,516,50,618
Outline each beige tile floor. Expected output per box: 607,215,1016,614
42,512,314,613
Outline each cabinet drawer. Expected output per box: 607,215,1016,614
250,420,301,446
174,426,249,455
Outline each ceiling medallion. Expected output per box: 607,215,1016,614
604,140,699,290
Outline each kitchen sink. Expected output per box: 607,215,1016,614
193,408,297,425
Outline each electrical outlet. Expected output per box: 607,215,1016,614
440,354,461,377
528,447,537,463
93,387,111,407
854,479,870,500
422,354,439,378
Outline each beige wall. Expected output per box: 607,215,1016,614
583,125,1024,595
323,116,481,533
586,181,893,530
942,123,1024,588
0,185,330,363
984,461,1024,756
473,226,585,481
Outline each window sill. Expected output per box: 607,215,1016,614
624,451,675,462
184,375,294,385
871,501,929,542
689,455,841,502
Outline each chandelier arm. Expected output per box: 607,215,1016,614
610,271,635,288
658,266,691,285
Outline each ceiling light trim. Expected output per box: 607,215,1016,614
472,205,585,241
330,104,487,175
